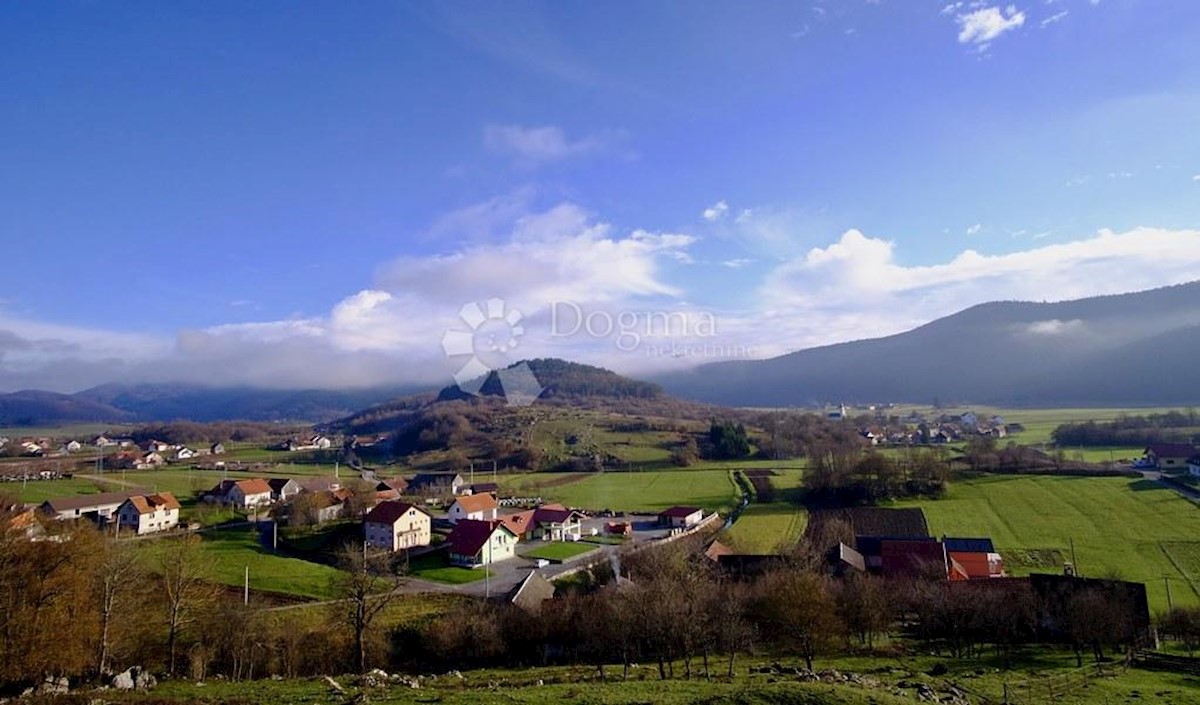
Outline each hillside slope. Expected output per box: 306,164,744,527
656,282,1200,407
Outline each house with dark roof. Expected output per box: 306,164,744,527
448,493,499,524
880,538,947,578
531,504,584,541
407,473,465,497
1189,454,1200,478
364,501,431,551
448,519,517,567
40,491,143,524
658,506,704,529
117,492,181,534
267,478,302,502
466,482,500,496
1145,444,1198,471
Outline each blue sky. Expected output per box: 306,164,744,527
2,1,1199,391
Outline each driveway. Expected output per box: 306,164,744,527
1139,470,1200,501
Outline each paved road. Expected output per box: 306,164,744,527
264,513,700,610
1139,470,1200,501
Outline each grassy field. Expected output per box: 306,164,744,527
496,469,741,514
161,527,346,600
523,541,598,561
724,502,807,553
897,475,1200,612
110,650,1200,705
408,554,490,584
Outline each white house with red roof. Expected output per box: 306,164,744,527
447,492,499,524
364,501,431,552
207,478,273,509
117,492,181,535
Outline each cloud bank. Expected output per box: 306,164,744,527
2,215,1198,392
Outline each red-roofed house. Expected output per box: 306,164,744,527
448,519,517,567
364,501,432,552
117,492,181,535
658,506,704,529
207,479,273,509
448,492,499,524
496,509,536,540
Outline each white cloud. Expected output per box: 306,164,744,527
1024,319,1084,336
702,200,729,222
1040,10,1068,28
483,124,617,166
1192,174,1200,182
755,227,1200,353
966,223,983,235
957,5,1026,45
721,258,755,269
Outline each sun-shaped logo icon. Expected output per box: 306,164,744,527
441,298,542,406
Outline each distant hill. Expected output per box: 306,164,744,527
436,358,663,403
0,390,134,426
655,282,1200,407
332,358,670,437
0,384,416,426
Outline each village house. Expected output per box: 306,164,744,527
447,519,517,568
3,501,39,538
1144,443,1198,471
172,447,198,462
105,451,142,470
945,537,1006,580
92,435,115,448
40,491,140,524
63,440,82,453
508,571,556,614
116,492,181,535
407,473,465,497
658,506,704,529
364,501,432,552
309,488,352,524
267,478,302,502
465,482,500,496
496,509,537,540
207,478,273,509
1190,454,1200,478
531,504,584,541
136,452,166,469
140,440,171,453
210,442,226,455
374,478,408,501
448,492,499,524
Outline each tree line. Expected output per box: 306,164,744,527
1051,409,1200,448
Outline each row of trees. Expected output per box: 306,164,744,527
1051,409,1200,447
804,445,949,506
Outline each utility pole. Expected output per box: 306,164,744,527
244,566,249,605
1070,538,1079,577
1164,575,1174,613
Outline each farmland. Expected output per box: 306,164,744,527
896,475,1200,611
495,468,742,514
